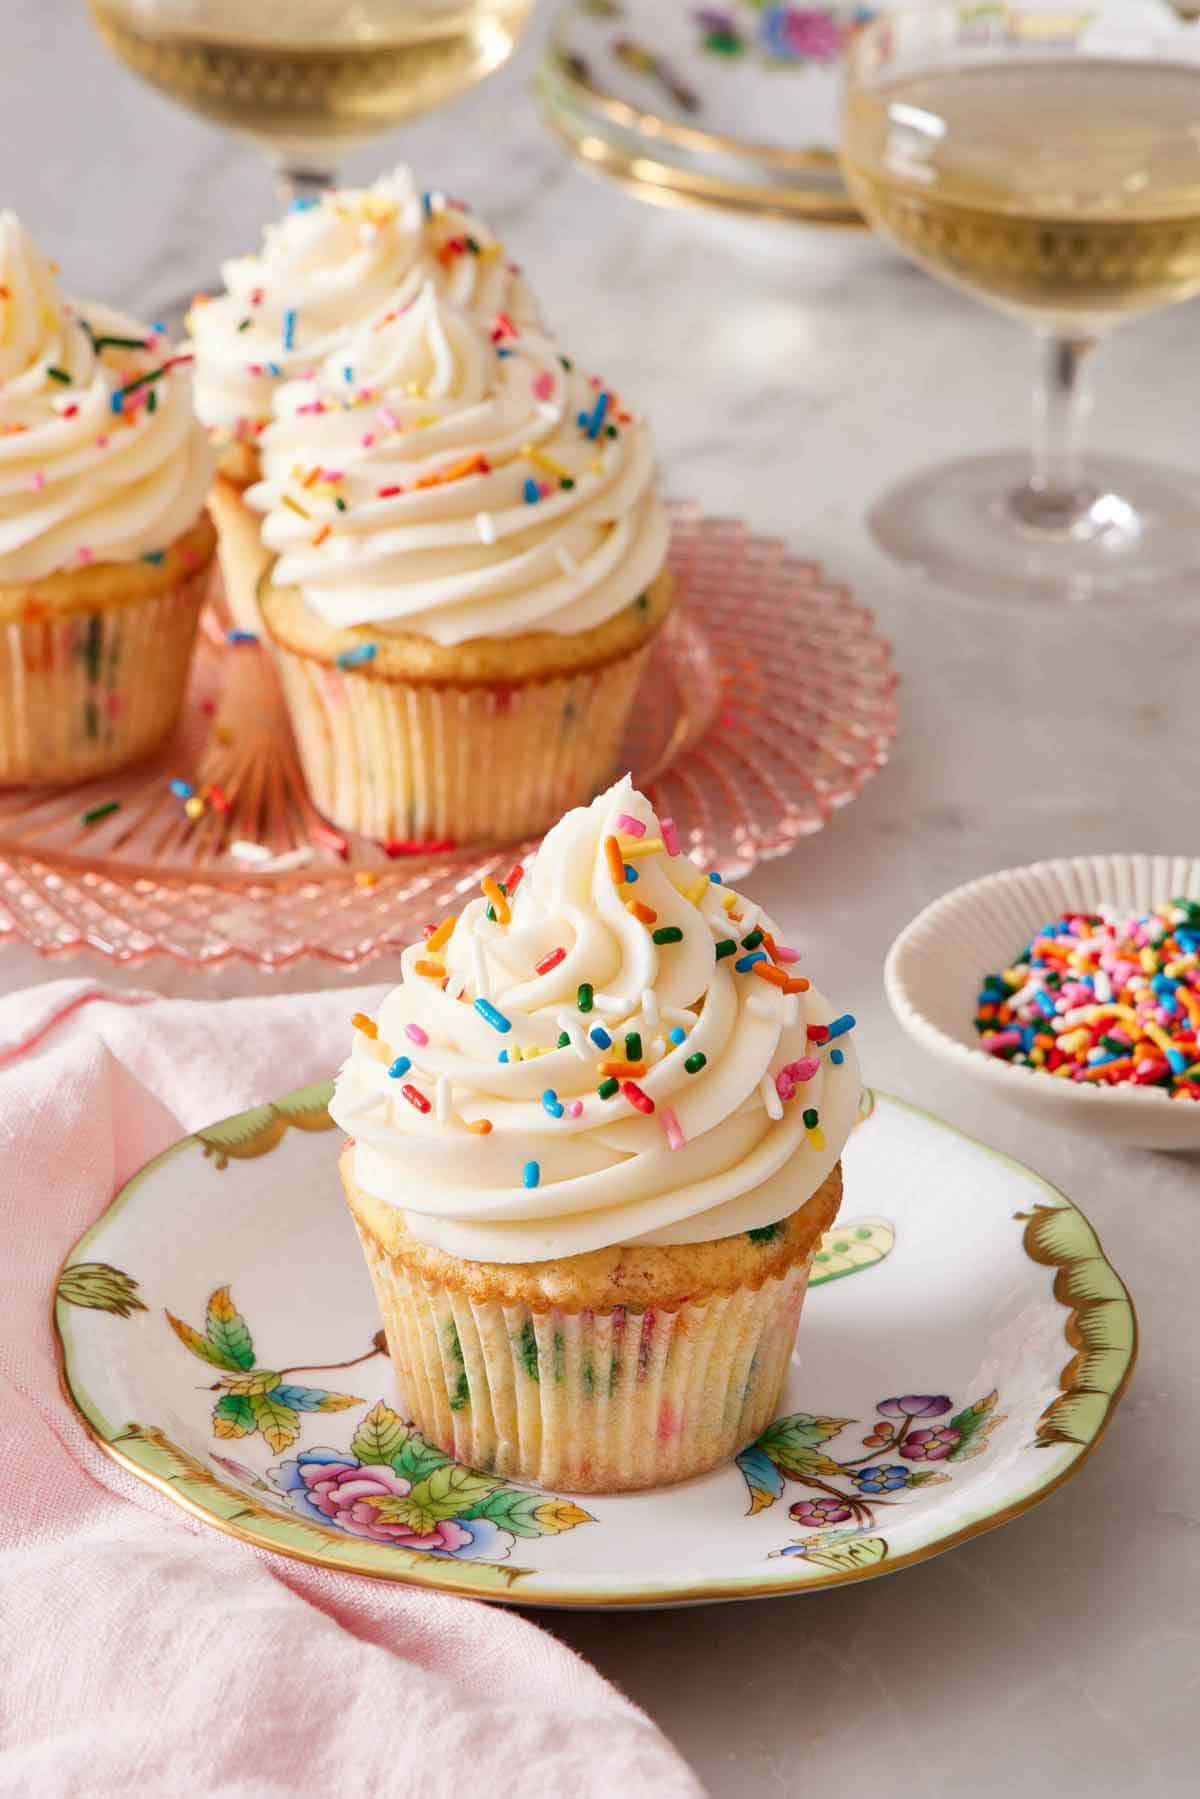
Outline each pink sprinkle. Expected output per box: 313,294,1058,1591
982,1030,1021,1053
660,816,680,856
567,1100,583,1118
321,468,344,482
616,813,645,837
773,944,801,965
360,434,376,449
143,335,158,352
660,1105,685,1151
30,471,46,491
77,546,94,564
405,1023,429,1046
779,1056,820,1089
295,401,325,415
377,407,400,432
532,369,556,401
94,436,108,450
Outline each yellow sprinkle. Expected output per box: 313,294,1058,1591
522,1045,544,1059
1140,947,1159,974
805,1125,826,1151
620,836,666,859
354,869,379,890
405,380,426,399
590,456,604,475
1029,1047,1046,1066
412,414,437,429
426,914,457,953
1165,955,1198,977
1145,1021,1176,1058
281,494,311,519
481,875,510,924
184,795,206,820
685,878,709,905
721,893,738,913
521,442,570,480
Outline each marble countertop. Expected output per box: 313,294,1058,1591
4,5,1197,1794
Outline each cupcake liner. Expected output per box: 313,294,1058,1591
354,1225,817,1493
0,567,209,786
273,639,654,845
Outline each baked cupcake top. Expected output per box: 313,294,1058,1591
331,777,860,1263
246,282,668,646
0,213,212,584
187,166,538,449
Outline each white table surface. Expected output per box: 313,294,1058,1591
5,6,1198,1794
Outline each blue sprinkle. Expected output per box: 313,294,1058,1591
577,390,609,441
282,308,297,352
669,1026,686,1046
226,628,258,644
140,550,165,565
1035,991,1057,1018
498,1049,509,1063
1167,1048,1189,1074
830,1048,845,1065
336,643,378,670
421,190,435,218
735,951,767,973
342,365,354,385
589,1026,612,1050
266,362,282,377
474,997,512,1034
541,1089,564,1119
624,863,638,882
168,778,194,799
109,390,123,414
151,321,166,335
522,477,540,504
708,871,723,884
387,1056,411,1079
826,1013,857,1042
290,194,320,211
496,347,514,358
523,1160,540,1189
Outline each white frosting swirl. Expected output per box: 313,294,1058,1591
188,166,539,446
246,282,669,645
331,777,860,1263
0,213,212,583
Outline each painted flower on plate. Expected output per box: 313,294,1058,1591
788,1495,854,1527
852,1464,909,1493
269,1448,512,1559
878,1395,953,1420
759,6,847,63
899,1427,962,1462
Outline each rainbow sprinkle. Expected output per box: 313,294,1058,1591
974,903,1200,1096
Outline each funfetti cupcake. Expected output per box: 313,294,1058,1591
248,285,672,847
0,214,214,785
188,166,539,630
331,776,859,1493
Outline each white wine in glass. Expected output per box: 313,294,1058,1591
842,2,1200,604
89,0,534,199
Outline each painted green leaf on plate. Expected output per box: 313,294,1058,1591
351,1399,409,1466
57,1262,147,1317
205,1287,255,1370
213,1393,255,1439
249,1391,301,1453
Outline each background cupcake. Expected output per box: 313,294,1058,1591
331,776,860,1492
0,213,214,785
250,285,671,846
188,166,538,629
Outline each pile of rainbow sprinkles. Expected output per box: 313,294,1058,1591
975,900,1200,1099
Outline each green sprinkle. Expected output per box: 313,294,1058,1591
577,982,594,1013
741,928,764,949
236,318,252,332
46,366,71,384
560,477,575,490
82,799,119,825
448,1371,470,1411
684,1051,706,1074
83,700,99,740
597,1076,619,1099
465,235,481,253
652,926,683,944
625,1031,642,1062
802,1107,819,1129
559,354,574,371
90,333,150,352
486,907,496,922
715,939,737,959
557,1031,570,1048
334,496,347,511
516,1319,539,1383
747,1221,783,1245
634,593,649,611
445,1319,464,1363
605,422,618,437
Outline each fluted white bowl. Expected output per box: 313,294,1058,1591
884,853,1200,1150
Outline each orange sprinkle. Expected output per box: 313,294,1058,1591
784,976,811,994
426,915,457,953
481,876,510,924
414,958,445,978
413,451,490,490
752,963,791,990
351,1011,377,1039
467,1118,493,1135
353,869,379,890
311,523,331,546
626,899,658,926
600,1060,647,1079
301,465,322,488
603,835,626,884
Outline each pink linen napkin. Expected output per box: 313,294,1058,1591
0,978,702,1799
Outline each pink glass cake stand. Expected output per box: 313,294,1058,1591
0,505,898,970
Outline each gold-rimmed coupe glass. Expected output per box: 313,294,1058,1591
842,1,1200,604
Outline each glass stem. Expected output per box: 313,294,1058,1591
270,158,339,210
1011,330,1098,531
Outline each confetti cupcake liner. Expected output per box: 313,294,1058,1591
0,565,211,787
272,640,655,847
345,1160,842,1494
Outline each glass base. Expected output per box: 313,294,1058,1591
868,452,1200,605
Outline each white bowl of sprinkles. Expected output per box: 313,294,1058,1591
884,853,1200,1150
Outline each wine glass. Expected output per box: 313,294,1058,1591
87,0,534,208
841,1,1200,604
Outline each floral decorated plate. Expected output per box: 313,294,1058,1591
55,1090,1135,1608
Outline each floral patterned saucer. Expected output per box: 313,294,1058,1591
55,1091,1135,1608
